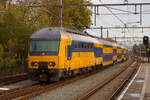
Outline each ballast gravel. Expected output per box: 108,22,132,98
31,59,133,100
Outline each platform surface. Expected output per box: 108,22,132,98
118,63,150,100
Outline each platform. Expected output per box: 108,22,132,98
117,63,150,100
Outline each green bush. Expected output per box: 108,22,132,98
0,44,4,67
4,57,16,68
0,44,4,57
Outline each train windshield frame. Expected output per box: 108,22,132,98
30,40,60,52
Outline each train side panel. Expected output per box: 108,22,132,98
102,46,113,66
112,45,117,63
65,41,95,70
94,43,103,66
58,32,72,71
117,48,122,62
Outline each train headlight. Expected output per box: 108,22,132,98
49,62,55,66
31,62,39,66
34,62,39,66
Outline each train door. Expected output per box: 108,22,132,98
67,46,71,69
94,47,103,65
94,47,97,65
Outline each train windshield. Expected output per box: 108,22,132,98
30,40,59,52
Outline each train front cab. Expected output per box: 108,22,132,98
28,42,61,81
28,29,65,82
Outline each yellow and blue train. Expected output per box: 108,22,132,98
28,27,128,82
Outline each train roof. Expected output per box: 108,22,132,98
30,27,88,40
67,32,100,43
30,27,126,49
30,28,61,40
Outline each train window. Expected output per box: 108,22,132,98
113,49,117,54
104,45,112,48
87,44,89,49
85,43,90,49
76,42,79,49
30,40,59,52
94,47,102,57
87,44,90,49
85,44,87,49
74,43,78,49
90,44,93,49
82,43,85,49
74,42,80,49
89,44,92,49
74,42,93,50
89,44,91,49
78,43,80,49
82,43,84,49
84,44,87,49
86,44,88,48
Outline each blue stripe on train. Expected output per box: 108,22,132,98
67,41,105,60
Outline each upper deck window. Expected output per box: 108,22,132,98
104,45,112,48
74,41,93,50
30,40,59,52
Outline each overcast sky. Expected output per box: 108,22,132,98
87,0,150,47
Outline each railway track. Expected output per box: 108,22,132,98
109,63,139,100
0,67,107,100
0,60,134,100
78,61,138,100
0,74,29,87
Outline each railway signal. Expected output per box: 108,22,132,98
143,36,149,45
143,36,150,58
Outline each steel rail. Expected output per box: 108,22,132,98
0,84,40,100
109,63,139,100
0,74,28,86
0,67,106,100
17,69,106,100
78,61,136,100
0,60,133,100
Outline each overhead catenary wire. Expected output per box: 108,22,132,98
103,6,135,14
28,3,150,8
91,6,135,15
93,12,150,15
98,1,127,26
100,1,132,36
105,6,126,25
142,8,150,12
97,1,137,46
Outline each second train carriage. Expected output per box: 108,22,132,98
28,27,128,82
